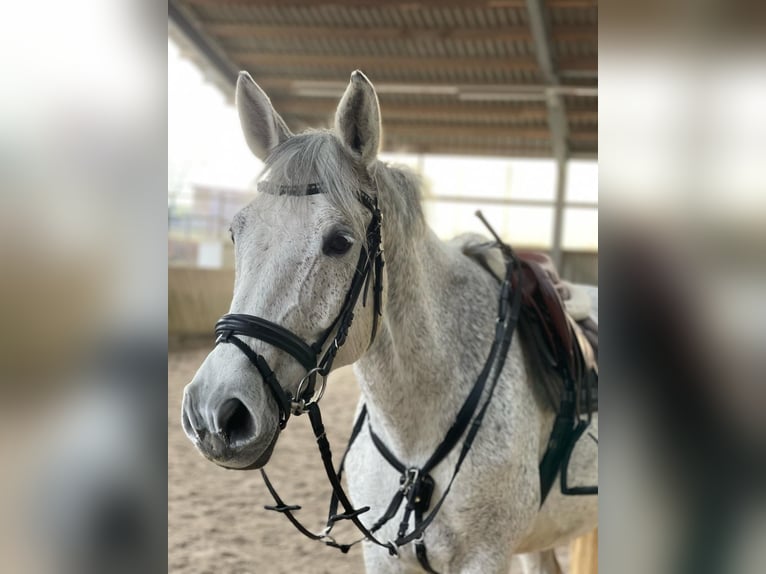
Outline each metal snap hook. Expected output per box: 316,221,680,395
399,468,420,495
290,397,306,416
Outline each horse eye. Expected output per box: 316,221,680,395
229,227,235,245
323,232,353,256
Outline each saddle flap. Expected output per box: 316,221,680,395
515,254,598,415
517,258,575,373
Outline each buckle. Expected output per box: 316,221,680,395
290,397,307,416
318,526,338,546
399,468,420,495
215,330,231,344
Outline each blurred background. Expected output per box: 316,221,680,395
0,0,761,573
0,2,166,573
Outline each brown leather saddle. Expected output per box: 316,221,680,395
513,252,599,501
516,251,598,415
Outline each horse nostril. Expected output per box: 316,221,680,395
216,398,256,446
182,393,207,442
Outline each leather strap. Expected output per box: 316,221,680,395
414,509,438,574
255,219,523,572
260,402,399,557
355,233,524,571
258,240,522,572
222,334,293,429
216,314,317,372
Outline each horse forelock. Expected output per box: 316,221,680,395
257,130,369,237
257,129,426,243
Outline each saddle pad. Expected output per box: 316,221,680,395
561,281,591,320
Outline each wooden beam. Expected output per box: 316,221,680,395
422,195,598,208
284,110,598,129
207,23,533,41
551,25,598,42
232,52,544,71
274,98,551,122
383,141,555,158
169,1,239,85
525,0,569,268
568,110,598,121
383,123,551,139
207,22,596,43
249,78,595,100
184,0,596,8
568,132,598,142
556,56,597,71
383,140,596,160
384,123,596,142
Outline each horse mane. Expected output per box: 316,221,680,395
372,160,426,235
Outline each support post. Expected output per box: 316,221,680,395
525,0,570,269
551,151,567,270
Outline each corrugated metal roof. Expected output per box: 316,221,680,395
170,0,597,158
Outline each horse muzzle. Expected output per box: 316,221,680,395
182,390,280,470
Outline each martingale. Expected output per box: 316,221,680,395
213,182,594,574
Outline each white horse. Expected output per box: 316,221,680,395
182,70,598,574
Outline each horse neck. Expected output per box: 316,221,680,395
354,198,502,463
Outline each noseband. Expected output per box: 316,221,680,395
214,187,384,429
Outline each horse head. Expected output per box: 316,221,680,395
182,71,386,469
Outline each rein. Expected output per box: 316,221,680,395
214,183,523,573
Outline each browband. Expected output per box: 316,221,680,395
256,181,324,196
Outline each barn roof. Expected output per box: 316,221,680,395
169,0,597,159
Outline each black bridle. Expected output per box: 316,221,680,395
215,190,384,429
214,184,524,573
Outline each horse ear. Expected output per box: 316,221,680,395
236,71,292,161
334,70,381,167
